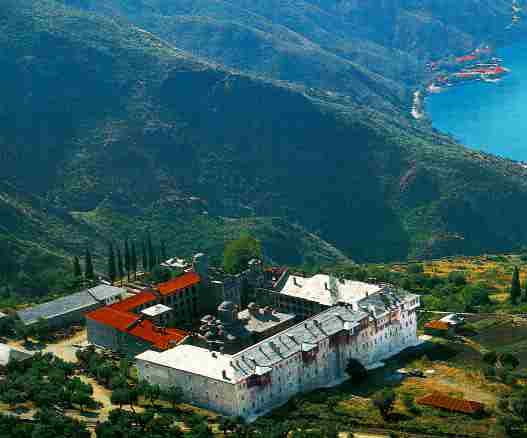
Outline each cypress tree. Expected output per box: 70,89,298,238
147,234,155,271
131,241,138,280
124,240,131,281
161,240,167,262
141,240,148,272
73,256,82,278
117,247,124,282
108,244,116,284
511,266,521,305
85,248,94,280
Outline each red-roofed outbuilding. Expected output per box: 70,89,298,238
85,272,201,356
417,392,484,415
424,320,454,337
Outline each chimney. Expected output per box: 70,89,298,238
222,370,228,379
212,351,217,358
324,282,328,290
269,341,280,355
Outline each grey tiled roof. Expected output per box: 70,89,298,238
238,309,296,334
230,305,367,380
137,286,419,384
137,305,367,383
16,285,125,325
87,285,127,302
358,285,416,318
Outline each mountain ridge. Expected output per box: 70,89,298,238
2,0,527,289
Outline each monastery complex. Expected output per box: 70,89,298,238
17,253,420,420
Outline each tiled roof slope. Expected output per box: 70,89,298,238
86,290,189,350
424,320,450,331
417,393,484,414
17,285,125,325
110,291,157,312
230,305,367,380
137,305,368,383
157,272,200,296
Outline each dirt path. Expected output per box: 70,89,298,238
7,330,88,363
77,375,144,422
43,330,88,363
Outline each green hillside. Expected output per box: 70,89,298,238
2,0,527,294
55,0,524,109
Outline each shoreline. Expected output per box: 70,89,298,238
411,90,425,120
411,47,511,120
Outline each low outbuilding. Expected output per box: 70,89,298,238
417,392,484,415
424,320,454,337
16,284,126,328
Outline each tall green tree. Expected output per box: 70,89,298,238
85,248,94,280
161,240,167,262
345,358,367,384
124,240,131,281
511,266,521,305
145,383,161,407
117,248,124,283
131,241,138,280
223,235,262,274
162,386,183,409
373,388,396,420
110,388,130,409
108,244,116,284
141,240,147,272
147,234,155,271
73,256,82,278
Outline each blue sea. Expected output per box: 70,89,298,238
426,42,527,161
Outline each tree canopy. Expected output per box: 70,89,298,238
223,235,262,274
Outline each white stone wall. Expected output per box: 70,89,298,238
136,298,420,420
136,358,239,416
232,304,419,419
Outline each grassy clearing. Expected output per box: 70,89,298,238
390,254,527,299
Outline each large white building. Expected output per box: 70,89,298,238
136,277,420,420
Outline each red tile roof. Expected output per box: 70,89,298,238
85,290,189,350
417,392,484,414
156,272,200,296
110,291,157,312
456,54,477,63
424,320,450,331
129,321,188,350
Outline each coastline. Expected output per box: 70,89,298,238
411,90,425,119
423,40,527,162
411,48,511,120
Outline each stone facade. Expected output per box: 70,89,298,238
136,286,420,420
209,259,265,308
87,318,154,357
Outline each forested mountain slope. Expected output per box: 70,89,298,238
56,0,521,109
1,0,527,282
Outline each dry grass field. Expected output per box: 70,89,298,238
387,253,527,302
